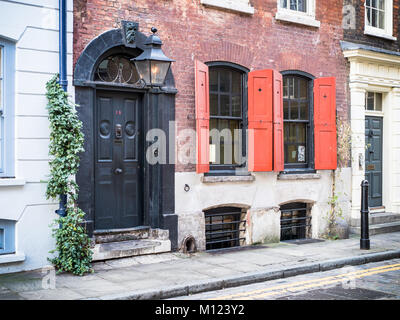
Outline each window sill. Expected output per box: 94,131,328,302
200,0,254,15
0,178,26,187
278,172,321,180
275,11,320,28
201,174,255,183
0,253,25,265
364,29,397,41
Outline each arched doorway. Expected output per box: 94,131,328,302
73,26,178,249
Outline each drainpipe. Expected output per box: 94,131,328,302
55,0,68,217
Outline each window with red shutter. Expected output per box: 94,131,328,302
195,60,210,173
282,72,314,170
273,70,284,172
248,69,283,172
314,77,337,170
248,70,274,172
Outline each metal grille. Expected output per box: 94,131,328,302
205,207,246,250
280,202,311,241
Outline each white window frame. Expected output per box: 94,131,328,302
200,0,254,15
0,38,15,178
275,0,320,28
364,0,396,41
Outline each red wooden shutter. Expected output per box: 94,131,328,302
248,70,273,171
273,70,284,172
195,60,210,173
314,77,337,170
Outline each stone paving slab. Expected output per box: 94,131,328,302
0,232,399,300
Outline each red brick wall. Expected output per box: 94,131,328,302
343,0,400,51
74,0,349,172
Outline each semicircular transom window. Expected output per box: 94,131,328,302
95,55,140,84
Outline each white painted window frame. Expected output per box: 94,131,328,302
200,0,254,15
275,0,320,27
0,38,15,178
364,0,396,41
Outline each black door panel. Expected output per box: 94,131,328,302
365,116,383,208
95,91,143,230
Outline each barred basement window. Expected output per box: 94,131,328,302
205,207,246,250
280,202,311,241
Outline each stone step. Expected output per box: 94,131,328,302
93,226,151,244
350,221,400,236
351,212,400,227
92,239,171,261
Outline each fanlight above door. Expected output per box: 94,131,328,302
95,55,141,85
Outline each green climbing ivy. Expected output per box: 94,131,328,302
45,74,93,276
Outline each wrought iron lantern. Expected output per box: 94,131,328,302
132,27,175,87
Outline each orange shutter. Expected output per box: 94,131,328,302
195,60,210,173
248,70,273,172
273,70,284,172
314,77,337,170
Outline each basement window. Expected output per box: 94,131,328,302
280,202,311,241
205,207,246,250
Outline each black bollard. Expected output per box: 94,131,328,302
360,180,370,250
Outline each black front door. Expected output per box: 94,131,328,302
365,116,383,208
95,91,143,230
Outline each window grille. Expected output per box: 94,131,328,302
205,207,246,250
280,203,311,241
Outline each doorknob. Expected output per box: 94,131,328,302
115,124,122,139
114,168,123,175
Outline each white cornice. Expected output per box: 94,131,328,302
343,48,400,66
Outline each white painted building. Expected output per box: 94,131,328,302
342,41,400,221
0,0,73,274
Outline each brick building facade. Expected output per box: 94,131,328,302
72,0,353,256
341,0,400,230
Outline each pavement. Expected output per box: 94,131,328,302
0,232,400,300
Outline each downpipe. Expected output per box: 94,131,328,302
56,0,68,218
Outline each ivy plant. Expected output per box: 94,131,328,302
45,74,93,276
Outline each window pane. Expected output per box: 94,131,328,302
371,8,377,27
289,78,294,98
371,0,377,8
366,0,370,6
299,101,308,120
209,119,240,165
284,100,289,119
375,93,382,111
297,123,306,144
366,92,374,110
0,118,2,170
219,70,230,92
232,95,241,117
220,94,230,116
210,94,218,116
290,102,299,120
298,0,307,12
280,0,287,9
290,0,297,10
366,7,371,26
283,78,288,98
378,0,384,10
232,71,241,94
284,123,307,163
210,70,218,92
299,78,308,99
379,10,385,29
